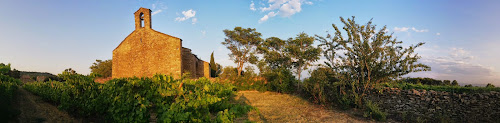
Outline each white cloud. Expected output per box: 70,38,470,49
152,10,162,15
250,1,257,11
394,27,410,32
258,0,312,23
408,47,500,86
411,27,429,32
151,2,167,16
450,48,474,60
436,33,441,35
259,11,277,23
191,18,197,24
394,27,429,33
175,9,196,22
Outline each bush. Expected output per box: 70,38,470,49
262,68,296,93
230,76,269,92
363,100,386,121
303,67,338,104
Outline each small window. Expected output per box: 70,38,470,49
140,13,144,28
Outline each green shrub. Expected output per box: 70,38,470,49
262,68,296,93
303,67,338,104
363,100,386,121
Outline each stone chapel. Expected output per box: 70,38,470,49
112,7,209,79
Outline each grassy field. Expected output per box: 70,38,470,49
234,91,371,123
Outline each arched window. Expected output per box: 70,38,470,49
140,12,144,28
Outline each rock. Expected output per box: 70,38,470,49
429,90,436,95
444,96,450,100
413,89,421,96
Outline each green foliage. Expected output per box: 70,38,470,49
210,52,218,77
486,83,495,88
24,73,253,122
262,68,297,93
403,77,446,85
464,84,473,87
451,80,459,86
0,74,21,121
230,76,269,92
303,67,338,104
316,16,430,107
386,82,500,93
257,37,292,71
0,63,11,75
220,66,240,80
0,63,21,79
8,69,21,79
363,100,386,121
219,66,269,92
443,80,451,85
57,68,79,81
286,32,321,80
90,59,112,78
222,27,262,76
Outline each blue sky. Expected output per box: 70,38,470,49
0,0,499,86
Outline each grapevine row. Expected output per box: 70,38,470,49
24,74,253,123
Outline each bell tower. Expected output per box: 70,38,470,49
134,7,152,30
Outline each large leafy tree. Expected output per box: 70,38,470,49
222,27,262,76
257,37,299,93
318,16,430,106
258,37,292,70
286,32,321,81
90,59,112,78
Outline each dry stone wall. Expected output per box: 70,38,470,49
366,87,500,122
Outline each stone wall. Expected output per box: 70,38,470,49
366,87,500,122
181,48,210,78
112,28,183,79
195,60,210,78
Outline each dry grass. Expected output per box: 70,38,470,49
234,91,371,123
12,88,83,123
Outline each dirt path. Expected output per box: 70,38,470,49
235,91,371,123
11,88,82,123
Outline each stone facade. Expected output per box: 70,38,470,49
366,87,500,122
112,7,209,79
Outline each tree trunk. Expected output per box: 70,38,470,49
237,62,243,77
297,68,302,90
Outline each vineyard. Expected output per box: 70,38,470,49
0,74,21,121
23,74,254,122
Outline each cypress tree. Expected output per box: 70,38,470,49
210,52,216,77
